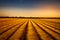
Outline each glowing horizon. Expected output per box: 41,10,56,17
0,4,60,17
0,0,60,17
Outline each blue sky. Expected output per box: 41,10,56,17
0,0,60,17
0,0,60,7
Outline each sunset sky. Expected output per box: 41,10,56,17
0,0,60,17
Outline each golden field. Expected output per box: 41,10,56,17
0,18,60,40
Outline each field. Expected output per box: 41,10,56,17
0,18,60,40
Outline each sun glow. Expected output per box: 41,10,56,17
0,4,60,17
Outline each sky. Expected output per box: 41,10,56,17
0,0,60,17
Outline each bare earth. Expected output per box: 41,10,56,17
0,18,60,40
